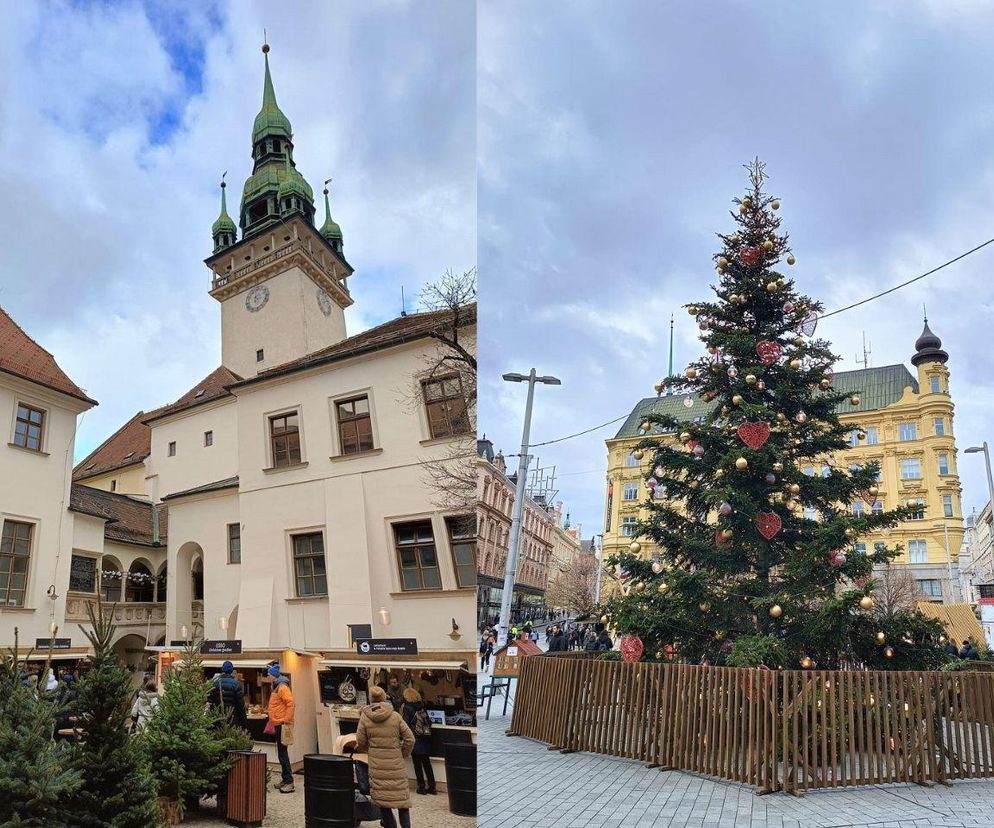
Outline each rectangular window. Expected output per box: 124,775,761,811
336,396,374,455
943,495,954,518
422,376,470,438
898,422,918,441
918,578,942,598
394,521,442,591
292,532,327,596
623,482,639,501
874,541,887,554
446,515,476,588
620,516,637,537
204,430,213,447
908,499,924,520
820,466,831,478
934,417,945,436
908,539,927,563
270,412,302,467
848,430,859,447
256,349,264,362
110,480,117,492
168,441,176,457
872,501,884,515
901,458,921,480
802,466,815,477
625,452,640,467
227,523,241,564
68,555,96,593
0,520,32,607
854,542,867,555
865,427,879,445
938,453,949,475
930,377,941,394
851,502,865,517
13,403,45,451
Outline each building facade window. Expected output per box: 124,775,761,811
865,427,879,445
446,515,476,588
908,539,927,563
168,441,176,457
848,430,859,447
874,541,887,554
204,430,213,447
394,521,441,591
100,559,121,602
623,482,639,501
918,578,942,598
68,554,96,593
625,452,640,467
851,502,865,517
292,532,327,596
934,417,945,436
620,516,637,537
336,396,374,455
422,376,470,439
127,562,154,602
871,501,883,515
943,495,954,518
256,348,264,362
156,565,167,603
803,466,815,476
0,520,32,607
854,542,867,555
930,377,941,394
13,403,45,451
901,458,922,480
907,499,925,520
898,422,918,441
227,523,241,564
269,412,302,467
938,453,949,475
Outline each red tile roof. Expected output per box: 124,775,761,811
0,307,96,404
142,365,242,424
231,304,477,388
73,411,151,481
69,484,167,547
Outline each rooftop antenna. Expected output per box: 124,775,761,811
400,286,407,317
665,314,674,395
854,331,872,369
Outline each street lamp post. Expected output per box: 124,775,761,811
933,522,960,603
497,369,561,645
593,533,604,605
965,443,994,583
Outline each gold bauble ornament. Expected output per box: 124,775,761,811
739,203,748,214
789,483,801,494
876,631,886,644
844,527,856,539
793,337,804,347
735,457,748,470
777,278,785,288
600,614,609,624
773,462,784,472
732,394,743,406
657,582,669,594
763,240,774,251
742,195,752,206
699,602,711,612
689,480,699,489
729,293,739,303
718,256,728,269
884,646,894,659
786,254,796,265
746,374,757,384
859,596,874,610
776,412,786,422
680,431,691,443
686,367,697,379
790,358,802,370
766,281,778,292
868,485,878,496
800,656,813,669
688,305,698,315
771,200,780,210
770,604,783,618
721,406,730,416
715,469,725,479
654,381,665,394
629,541,641,554
641,420,652,431
820,378,831,389
721,528,733,540
850,395,860,406
632,449,644,459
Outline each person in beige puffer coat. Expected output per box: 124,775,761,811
356,685,416,828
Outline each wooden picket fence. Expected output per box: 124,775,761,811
508,653,994,794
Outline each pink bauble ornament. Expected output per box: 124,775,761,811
719,501,733,516
651,559,664,575
693,445,705,458
654,465,664,477
783,301,795,313
620,634,644,663
683,397,694,408
765,473,776,484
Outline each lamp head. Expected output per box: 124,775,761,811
966,446,984,454
502,372,526,382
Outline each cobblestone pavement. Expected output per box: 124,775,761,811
477,677,994,828
189,781,474,827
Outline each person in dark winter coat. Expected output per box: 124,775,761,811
595,629,613,652
208,661,248,729
547,627,567,652
400,687,436,795
944,640,959,656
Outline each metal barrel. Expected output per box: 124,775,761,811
444,743,477,817
303,754,354,828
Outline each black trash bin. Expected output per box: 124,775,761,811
444,742,476,817
303,754,354,828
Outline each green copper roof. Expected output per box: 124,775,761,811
319,188,343,241
211,182,236,235
252,50,292,144
277,153,312,201
612,364,920,440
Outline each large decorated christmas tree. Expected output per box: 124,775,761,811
603,160,945,671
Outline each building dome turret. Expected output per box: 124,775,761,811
211,178,237,253
911,314,948,367
252,43,292,144
319,181,344,254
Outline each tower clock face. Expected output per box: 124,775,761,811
245,284,270,312
316,288,334,317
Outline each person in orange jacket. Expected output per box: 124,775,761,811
267,664,296,792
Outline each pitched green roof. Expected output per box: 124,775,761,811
252,50,292,144
612,364,919,440
319,188,343,241
211,182,236,235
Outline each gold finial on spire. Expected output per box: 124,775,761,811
262,29,270,54
220,170,227,190
323,177,332,196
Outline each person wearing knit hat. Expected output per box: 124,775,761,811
267,664,296,792
208,661,248,731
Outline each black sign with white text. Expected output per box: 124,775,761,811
355,638,418,656
36,638,71,650
201,640,243,655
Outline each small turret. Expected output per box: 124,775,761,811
211,176,237,253
911,313,948,367
319,180,344,254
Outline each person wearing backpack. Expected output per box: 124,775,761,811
401,687,436,795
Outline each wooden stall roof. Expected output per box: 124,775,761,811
492,636,544,677
917,601,986,650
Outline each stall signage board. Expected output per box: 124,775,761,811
355,638,418,656
169,641,190,648
201,640,243,655
36,638,71,650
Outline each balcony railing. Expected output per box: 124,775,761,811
65,593,167,626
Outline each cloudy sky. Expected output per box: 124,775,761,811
0,0,475,460
479,1,994,541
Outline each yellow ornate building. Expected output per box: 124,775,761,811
603,320,963,603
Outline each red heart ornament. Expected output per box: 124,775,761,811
737,421,771,450
756,511,782,540
862,490,877,507
620,634,644,663
756,340,782,365
738,246,762,266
